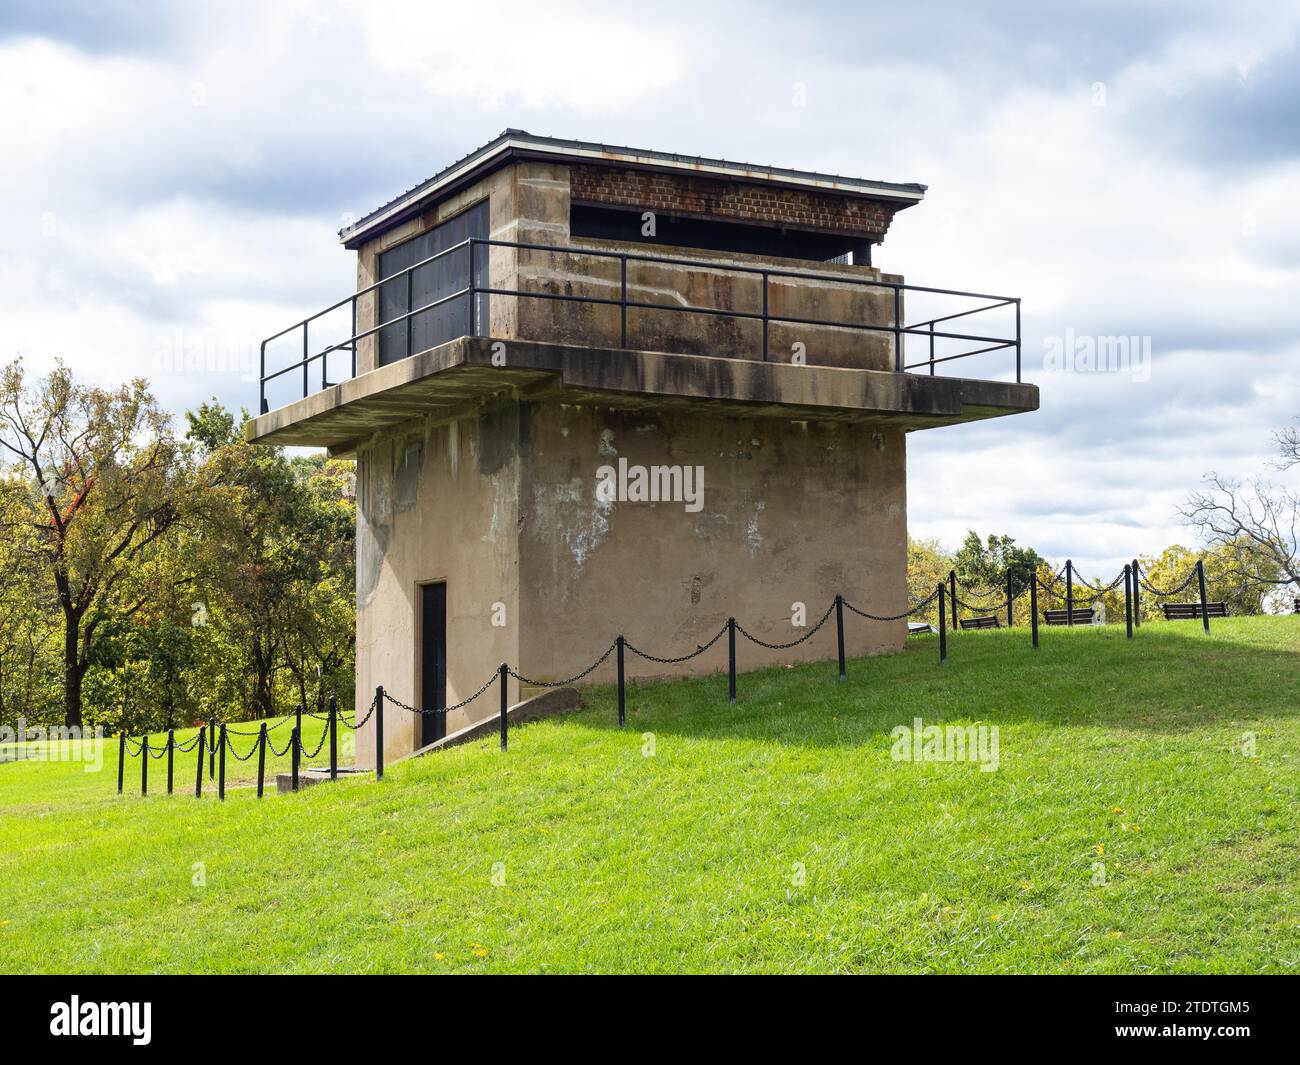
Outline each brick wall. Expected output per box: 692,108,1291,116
570,165,899,240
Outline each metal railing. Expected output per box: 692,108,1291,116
259,237,1022,414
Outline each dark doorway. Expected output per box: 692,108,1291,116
378,201,490,367
419,583,447,747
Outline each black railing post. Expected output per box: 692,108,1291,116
727,617,737,703
259,341,267,415
167,729,174,794
302,322,309,400
117,731,125,795
218,724,226,802
929,321,935,375
893,286,902,371
1014,298,1021,383
1030,575,1040,650
350,300,357,378
620,256,628,349
1065,561,1074,626
835,595,846,680
375,685,385,781
1124,564,1133,640
937,582,947,665
328,694,338,781
256,723,267,798
1197,559,1210,633
141,734,148,796
467,239,476,336
499,663,509,751
1006,569,1014,628
1132,558,1141,628
208,717,215,779
290,726,299,792
948,570,958,630
616,637,626,727
405,270,413,359
195,728,205,799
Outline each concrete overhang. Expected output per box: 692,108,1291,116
246,337,1038,456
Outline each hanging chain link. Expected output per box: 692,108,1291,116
844,586,941,622
625,621,729,664
509,641,618,688
384,667,500,717
1138,566,1201,598
735,601,835,650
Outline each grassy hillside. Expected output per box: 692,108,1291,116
1,617,1297,974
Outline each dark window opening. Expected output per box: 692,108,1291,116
378,201,489,367
569,203,872,265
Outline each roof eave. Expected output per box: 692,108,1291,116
338,132,927,250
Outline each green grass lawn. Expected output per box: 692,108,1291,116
1,616,1297,973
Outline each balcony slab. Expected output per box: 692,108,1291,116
246,336,1038,454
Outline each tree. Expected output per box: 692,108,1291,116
1180,432,1299,606
0,360,189,727
951,531,1045,597
0,475,57,728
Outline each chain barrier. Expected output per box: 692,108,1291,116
384,667,500,717
735,601,835,650
224,732,260,763
844,586,941,622
296,727,329,760
1138,567,1200,598
335,697,378,731
267,733,295,758
625,621,729,664
1067,569,1129,604
509,641,618,688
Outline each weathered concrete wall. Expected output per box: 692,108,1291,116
353,399,522,769
515,400,908,686
353,391,908,765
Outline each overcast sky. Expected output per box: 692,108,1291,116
3,0,1298,575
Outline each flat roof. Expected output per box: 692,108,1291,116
339,129,927,249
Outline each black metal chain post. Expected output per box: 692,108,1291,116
167,729,174,794
208,716,216,779
1124,564,1133,640
1066,560,1074,626
375,685,385,781
948,570,958,630
1030,574,1039,650
616,636,626,727
256,722,267,798
295,703,303,742
218,724,226,801
117,732,125,795
141,734,148,796
1006,569,1014,627
195,728,205,798
727,617,737,703
328,694,338,781
1132,558,1141,628
835,595,847,680
938,583,949,662
498,663,509,751
1197,559,1210,633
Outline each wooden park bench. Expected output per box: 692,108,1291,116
1043,607,1095,626
1161,601,1228,620
959,615,1000,630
